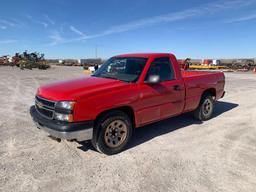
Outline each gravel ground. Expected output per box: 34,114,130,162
0,66,256,192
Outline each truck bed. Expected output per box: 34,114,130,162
181,70,225,113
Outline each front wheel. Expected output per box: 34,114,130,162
194,94,214,121
92,110,133,155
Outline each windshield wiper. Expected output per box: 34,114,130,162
100,74,118,80
93,74,131,83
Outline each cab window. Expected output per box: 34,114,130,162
145,57,174,82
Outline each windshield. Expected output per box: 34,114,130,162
93,57,148,82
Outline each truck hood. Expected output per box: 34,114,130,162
37,76,128,101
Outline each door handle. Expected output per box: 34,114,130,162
173,85,181,91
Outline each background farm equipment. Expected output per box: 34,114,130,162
178,58,192,70
212,59,255,71
230,59,255,71
0,55,12,66
178,57,255,71
12,51,50,70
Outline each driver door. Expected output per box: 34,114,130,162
137,57,185,125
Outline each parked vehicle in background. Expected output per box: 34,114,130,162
30,53,225,155
202,59,213,65
212,59,221,65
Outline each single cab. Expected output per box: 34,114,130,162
30,53,225,155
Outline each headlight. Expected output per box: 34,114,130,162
54,112,73,122
55,101,75,110
54,101,75,122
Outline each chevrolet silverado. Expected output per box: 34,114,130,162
30,53,225,155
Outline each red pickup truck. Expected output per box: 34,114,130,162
30,53,225,155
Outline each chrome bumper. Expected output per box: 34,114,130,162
35,121,93,141
30,105,93,141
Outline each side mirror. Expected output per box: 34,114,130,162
145,75,160,84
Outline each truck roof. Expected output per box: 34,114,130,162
114,53,175,58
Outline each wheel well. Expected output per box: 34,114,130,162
202,88,216,99
95,106,135,128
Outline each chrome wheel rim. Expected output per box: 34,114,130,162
202,98,213,116
104,120,128,148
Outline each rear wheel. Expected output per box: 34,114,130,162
194,94,214,121
92,110,133,155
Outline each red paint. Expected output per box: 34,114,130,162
37,53,225,127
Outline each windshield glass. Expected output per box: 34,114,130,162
93,57,148,82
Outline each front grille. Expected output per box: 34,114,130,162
36,106,54,119
35,96,56,119
36,96,55,108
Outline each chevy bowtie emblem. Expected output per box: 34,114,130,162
37,102,44,109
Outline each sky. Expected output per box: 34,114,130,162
0,0,256,59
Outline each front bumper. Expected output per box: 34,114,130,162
30,106,93,141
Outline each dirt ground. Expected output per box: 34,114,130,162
0,66,256,192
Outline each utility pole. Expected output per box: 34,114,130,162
95,46,98,59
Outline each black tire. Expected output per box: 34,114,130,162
92,110,133,155
194,94,214,121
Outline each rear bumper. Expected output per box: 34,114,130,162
30,106,93,141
